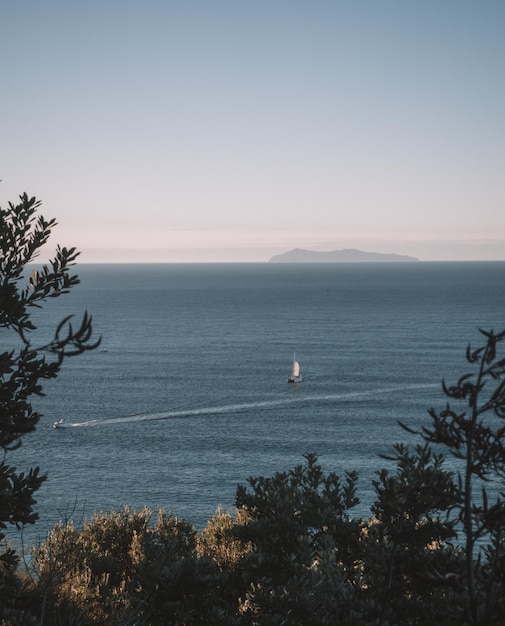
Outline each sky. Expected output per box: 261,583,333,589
2,0,504,262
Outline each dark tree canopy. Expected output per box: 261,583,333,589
0,193,99,612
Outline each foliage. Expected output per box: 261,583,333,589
0,193,99,620
196,505,252,572
233,452,363,624
33,507,238,625
365,443,462,625
418,327,505,624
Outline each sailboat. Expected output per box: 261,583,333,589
287,354,303,383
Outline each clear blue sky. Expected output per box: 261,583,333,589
2,1,504,261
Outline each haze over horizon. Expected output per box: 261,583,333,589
2,1,504,263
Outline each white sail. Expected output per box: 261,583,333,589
288,354,302,382
292,360,300,378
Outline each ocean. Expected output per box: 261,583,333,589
8,262,505,548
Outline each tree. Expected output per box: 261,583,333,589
408,328,505,625
0,193,99,616
234,453,362,624
366,442,462,625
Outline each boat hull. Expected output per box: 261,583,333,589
287,376,303,383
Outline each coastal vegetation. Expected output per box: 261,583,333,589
1,195,505,624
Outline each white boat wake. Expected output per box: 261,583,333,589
52,383,439,430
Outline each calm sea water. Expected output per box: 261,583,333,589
8,262,505,547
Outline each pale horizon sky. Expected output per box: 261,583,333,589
2,1,504,262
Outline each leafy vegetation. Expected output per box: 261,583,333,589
0,194,99,623
2,194,505,624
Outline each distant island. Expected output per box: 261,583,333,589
269,248,420,263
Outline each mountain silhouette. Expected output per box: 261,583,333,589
269,248,419,263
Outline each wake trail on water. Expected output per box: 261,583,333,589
53,383,439,429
